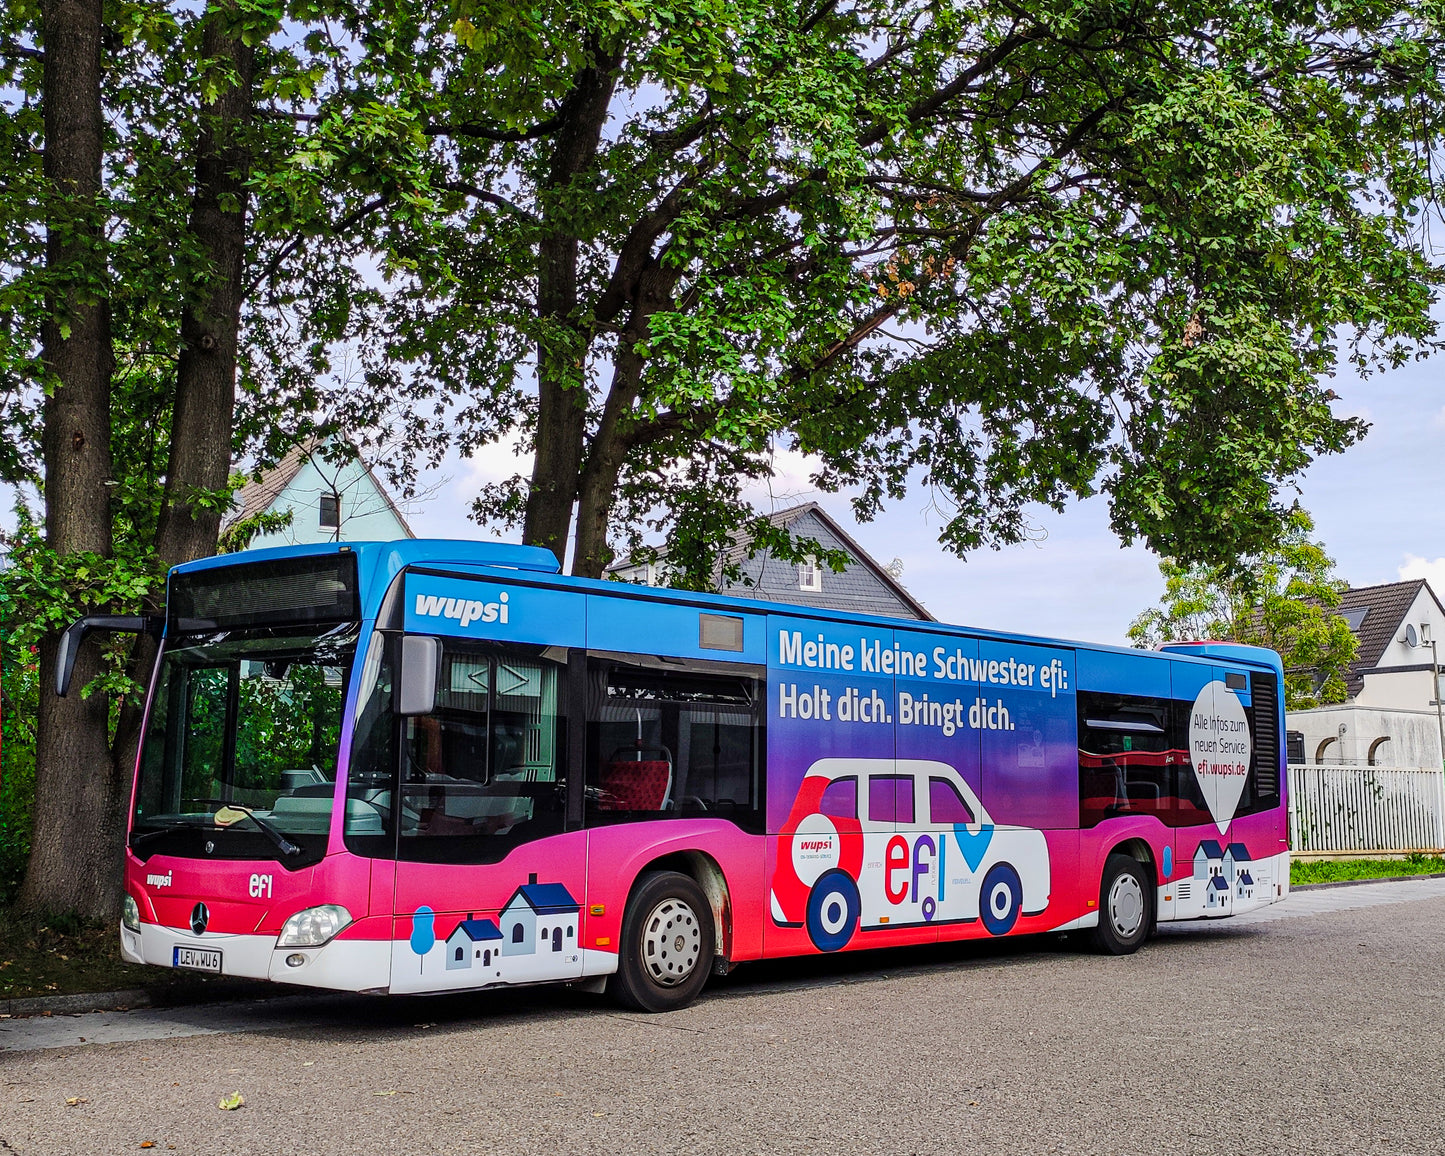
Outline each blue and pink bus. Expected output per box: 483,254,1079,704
61,539,1289,1011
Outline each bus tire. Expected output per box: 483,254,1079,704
805,869,861,952
612,871,715,1013
1091,853,1151,955
980,862,1023,936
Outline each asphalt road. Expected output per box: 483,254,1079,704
4,879,1445,1156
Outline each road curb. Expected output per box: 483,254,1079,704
0,988,153,1017
1293,871,1445,892
0,978,274,1019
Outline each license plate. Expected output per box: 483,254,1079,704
173,946,222,973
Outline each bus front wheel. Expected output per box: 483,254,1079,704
612,871,715,1013
1090,854,1151,955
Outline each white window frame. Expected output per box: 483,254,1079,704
798,556,822,592
319,491,341,530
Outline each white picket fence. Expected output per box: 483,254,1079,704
1288,764,1445,854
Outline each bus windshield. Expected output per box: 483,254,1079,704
131,623,360,864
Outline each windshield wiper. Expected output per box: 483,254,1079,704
184,799,304,858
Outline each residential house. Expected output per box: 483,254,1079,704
224,437,414,550
1287,579,1445,767
607,501,932,621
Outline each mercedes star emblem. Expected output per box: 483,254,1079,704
190,902,209,935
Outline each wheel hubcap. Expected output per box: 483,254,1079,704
1108,873,1145,938
641,897,702,986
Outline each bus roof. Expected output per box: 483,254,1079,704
171,538,1282,676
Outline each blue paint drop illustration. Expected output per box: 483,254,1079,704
1162,846,1174,879
410,906,435,973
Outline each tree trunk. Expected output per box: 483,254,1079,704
573,267,678,578
522,42,620,564
18,0,121,919
153,5,255,570
114,5,257,855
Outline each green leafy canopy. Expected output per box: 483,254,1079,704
1128,507,1360,709
235,0,1445,582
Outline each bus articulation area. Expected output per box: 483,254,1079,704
61,540,1289,1012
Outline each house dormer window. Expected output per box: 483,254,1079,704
319,491,340,530
798,556,822,592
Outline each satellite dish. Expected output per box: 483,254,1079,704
1404,623,1419,648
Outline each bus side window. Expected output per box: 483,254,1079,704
584,658,764,833
391,640,567,864
1078,691,1173,827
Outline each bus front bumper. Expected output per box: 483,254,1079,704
120,920,392,992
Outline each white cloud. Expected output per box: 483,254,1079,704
1399,554,1445,590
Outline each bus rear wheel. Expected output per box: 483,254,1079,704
1090,854,1152,955
612,871,715,1013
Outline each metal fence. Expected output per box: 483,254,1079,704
1287,764,1445,854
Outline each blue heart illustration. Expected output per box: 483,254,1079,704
952,823,995,872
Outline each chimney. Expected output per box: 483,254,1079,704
528,873,538,885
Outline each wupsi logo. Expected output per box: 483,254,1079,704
790,813,841,886
146,871,172,888
414,591,510,628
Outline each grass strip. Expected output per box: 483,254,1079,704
1291,855,1445,886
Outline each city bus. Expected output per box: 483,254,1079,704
58,539,1289,1012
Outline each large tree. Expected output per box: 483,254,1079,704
1128,508,1360,709
0,0,345,916
269,0,1444,583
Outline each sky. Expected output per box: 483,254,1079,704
396,333,1444,649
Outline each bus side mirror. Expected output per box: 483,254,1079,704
396,635,440,717
55,615,162,697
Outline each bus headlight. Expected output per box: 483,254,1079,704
277,905,352,948
122,894,141,932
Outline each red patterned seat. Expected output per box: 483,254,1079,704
599,759,671,811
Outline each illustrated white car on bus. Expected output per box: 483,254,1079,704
771,758,1052,951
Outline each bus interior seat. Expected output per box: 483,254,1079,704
599,745,672,811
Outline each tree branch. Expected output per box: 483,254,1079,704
243,194,391,297
424,116,561,142
438,180,539,223
0,39,42,61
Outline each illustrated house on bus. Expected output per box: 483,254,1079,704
445,915,503,971
1207,874,1230,908
500,878,581,958
1237,871,1256,900
1193,840,1226,881
1224,842,1252,880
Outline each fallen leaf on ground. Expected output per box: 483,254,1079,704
65,1097,87,1106
218,1092,245,1111
140,1144,155,1150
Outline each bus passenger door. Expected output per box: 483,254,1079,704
387,604,588,993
